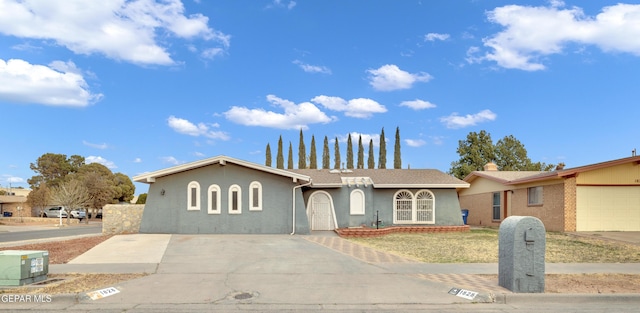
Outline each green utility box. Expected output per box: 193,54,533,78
0,250,49,286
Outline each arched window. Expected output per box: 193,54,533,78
393,190,436,224
228,184,242,214
207,184,221,214
249,181,262,211
350,189,365,215
415,190,435,223
393,190,413,223
187,181,200,211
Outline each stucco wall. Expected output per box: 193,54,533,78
102,204,144,234
302,187,464,229
139,163,305,234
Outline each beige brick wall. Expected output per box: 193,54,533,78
511,183,565,232
459,193,502,227
102,204,145,235
563,176,577,232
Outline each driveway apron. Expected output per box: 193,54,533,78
92,234,485,306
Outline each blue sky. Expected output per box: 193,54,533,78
1,0,639,195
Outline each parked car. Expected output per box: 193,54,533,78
95,209,103,219
69,209,87,220
41,206,68,218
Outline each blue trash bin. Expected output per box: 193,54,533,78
461,209,469,225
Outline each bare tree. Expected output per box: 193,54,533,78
50,179,92,224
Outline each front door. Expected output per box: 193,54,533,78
310,192,335,230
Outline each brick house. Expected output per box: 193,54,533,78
458,155,640,232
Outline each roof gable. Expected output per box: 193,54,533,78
133,155,311,184
463,155,640,186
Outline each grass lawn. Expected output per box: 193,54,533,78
348,228,640,263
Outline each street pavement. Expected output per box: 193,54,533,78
1,230,639,312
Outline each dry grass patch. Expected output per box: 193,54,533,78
0,274,148,295
348,228,640,263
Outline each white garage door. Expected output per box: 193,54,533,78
577,186,640,231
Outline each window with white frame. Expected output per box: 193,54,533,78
187,181,200,211
228,184,242,214
393,189,435,224
349,189,365,215
249,181,262,211
528,186,543,206
492,192,501,220
208,184,221,214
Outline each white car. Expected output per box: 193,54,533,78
41,206,68,218
69,209,87,220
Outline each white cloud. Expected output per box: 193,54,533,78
133,158,142,163
367,64,432,91
405,139,426,147
4,175,24,184
477,3,640,71
86,156,117,169
167,116,230,140
160,156,182,165
342,132,379,146
293,60,331,74
268,0,296,10
201,47,225,60
83,140,108,149
440,109,497,129
0,59,102,106
0,0,229,65
311,95,387,119
399,99,437,110
425,33,450,41
223,95,335,130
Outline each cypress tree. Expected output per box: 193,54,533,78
276,135,284,169
309,135,317,169
298,129,306,169
346,134,354,169
357,135,364,169
287,142,294,169
322,136,330,169
378,127,387,169
368,139,375,169
334,137,341,169
394,126,401,169
265,143,272,167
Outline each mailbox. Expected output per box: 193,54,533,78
498,216,545,293
0,250,49,286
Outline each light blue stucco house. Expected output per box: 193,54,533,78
133,155,470,234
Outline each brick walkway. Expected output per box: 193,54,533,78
305,235,511,295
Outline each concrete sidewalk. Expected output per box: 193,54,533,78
5,233,640,312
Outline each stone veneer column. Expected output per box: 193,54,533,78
563,176,577,232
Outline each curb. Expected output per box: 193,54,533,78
496,293,640,304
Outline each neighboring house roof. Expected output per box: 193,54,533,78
133,155,311,184
0,195,27,204
463,155,640,185
291,168,470,189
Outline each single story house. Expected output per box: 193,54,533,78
458,155,640,232
133,155,470,234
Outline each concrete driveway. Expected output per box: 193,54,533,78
62,233,495,308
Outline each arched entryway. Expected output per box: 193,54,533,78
307,191,337,230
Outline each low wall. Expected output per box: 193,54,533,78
102,204,144,235
0,217,80,225
335,225,470,238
